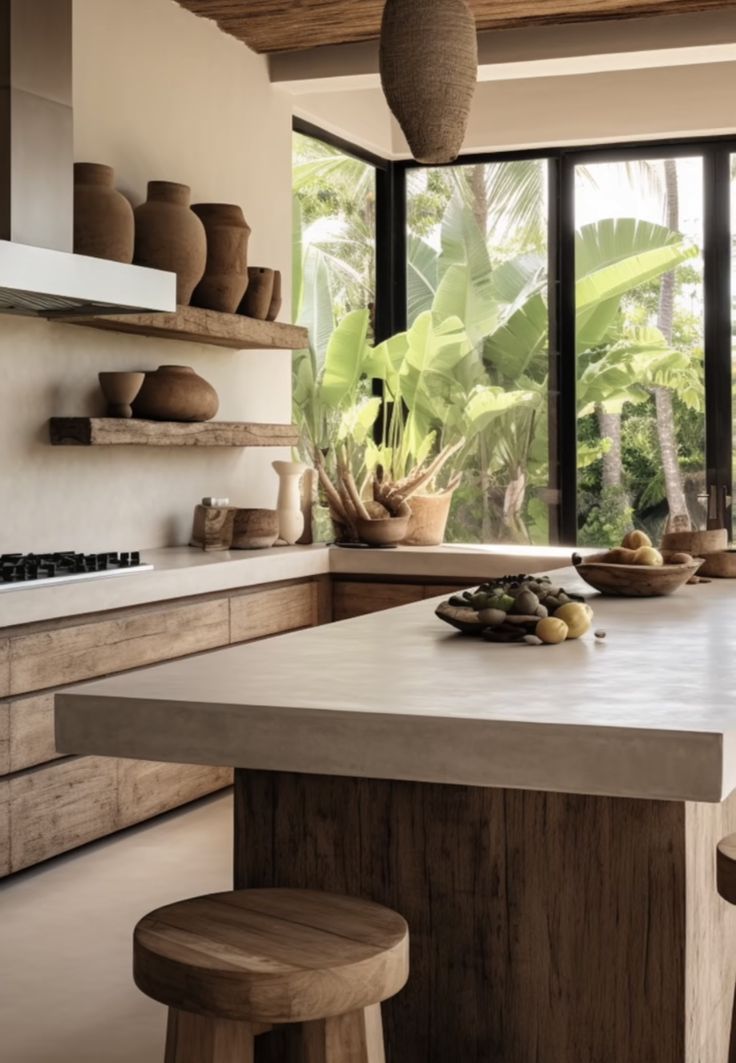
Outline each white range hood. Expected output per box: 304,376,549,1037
0,0,176,317
0,240,175,316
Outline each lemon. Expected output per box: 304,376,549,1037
632,546,663,567
623,529,652,550
554,602,592,639
536,617,568,644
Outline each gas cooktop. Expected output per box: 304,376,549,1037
0,551,153,591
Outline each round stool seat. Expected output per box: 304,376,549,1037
133,888,409,1025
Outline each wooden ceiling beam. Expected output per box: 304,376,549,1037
176,0,736,54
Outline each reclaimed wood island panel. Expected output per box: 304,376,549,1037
55,570,736,1063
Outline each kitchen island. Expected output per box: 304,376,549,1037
55,569,736,1063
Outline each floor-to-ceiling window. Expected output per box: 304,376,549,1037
406,161,550,544
292,126,735,547
574,156,705,546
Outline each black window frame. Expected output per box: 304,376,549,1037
294,119,735,546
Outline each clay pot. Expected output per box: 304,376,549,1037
239,267,274,320
266,270,282,321
132,365,218,422
134,182,206,305
231,509,279,550
74,163,134,263
190,203,251,313
98,371,144,419
357,512,411,546
402,490,455,546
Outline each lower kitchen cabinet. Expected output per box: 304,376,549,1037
4,756,232,874
332,578,473,621
0,576,323,877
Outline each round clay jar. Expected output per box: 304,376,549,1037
132,365,219,422
134,182,207,305
74,163,134,263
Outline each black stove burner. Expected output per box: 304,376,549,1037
0,551,143,584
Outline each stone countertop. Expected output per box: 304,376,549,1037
56,569,736,803
0,543,589,630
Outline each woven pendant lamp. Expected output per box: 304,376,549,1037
379,0,478,165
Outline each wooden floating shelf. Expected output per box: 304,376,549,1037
49,418,300,448
54,304,308,352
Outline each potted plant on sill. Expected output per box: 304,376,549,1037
293,304,541,546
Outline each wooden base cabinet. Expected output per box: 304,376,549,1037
4,757,231,874
0,576,324,877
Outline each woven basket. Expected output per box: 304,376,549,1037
379,0,477,165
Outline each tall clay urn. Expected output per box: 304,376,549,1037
379,0,478,164
74,163,134,263
132,365,219,422
190,203,251,313
134,182,206,305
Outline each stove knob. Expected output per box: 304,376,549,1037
131,551,141,566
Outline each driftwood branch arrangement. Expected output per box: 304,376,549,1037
314,439,465,542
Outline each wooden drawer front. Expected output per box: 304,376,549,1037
0,640,8,698
8,756,118,873
117,759,232,829
0,781,8,876
0,700,8,775
2,693,61,775
423,583,474,599
332,581,423,621
9,598,230,696
230,582,316,643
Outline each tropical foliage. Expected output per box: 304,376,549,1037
293,135,707,546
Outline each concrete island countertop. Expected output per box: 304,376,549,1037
56,569,736,804
0,542,590,629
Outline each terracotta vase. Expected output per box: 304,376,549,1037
134,182,206,305
239,267,274,320
402,490,456,546
132,365,219,422
266,270,282,322
74,163,134,263
190,203,251,314
98,371,144,418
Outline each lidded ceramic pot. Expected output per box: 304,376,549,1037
190,203,251,314
133,182,207,305
132,365,219,422
74,163,134,263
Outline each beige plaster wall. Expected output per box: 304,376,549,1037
0,0,293,556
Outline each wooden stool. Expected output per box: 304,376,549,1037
133,888,409,1063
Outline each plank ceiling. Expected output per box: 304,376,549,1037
176,0,736,54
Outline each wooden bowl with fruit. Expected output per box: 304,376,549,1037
573,530,703,597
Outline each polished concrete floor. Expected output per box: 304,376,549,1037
0,791,233,1063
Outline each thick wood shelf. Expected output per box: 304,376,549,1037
49,418,300,447
55,304,308,351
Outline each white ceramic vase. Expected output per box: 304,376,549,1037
272,460,306,545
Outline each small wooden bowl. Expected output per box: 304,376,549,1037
660,528,727,555
573,552,704,597
356,514,410,546
698,549,736,578
231,508,278,549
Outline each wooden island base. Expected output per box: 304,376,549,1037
235,769,736,1063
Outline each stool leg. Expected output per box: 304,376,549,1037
301,1004,385,1063
164,1007,255,1063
